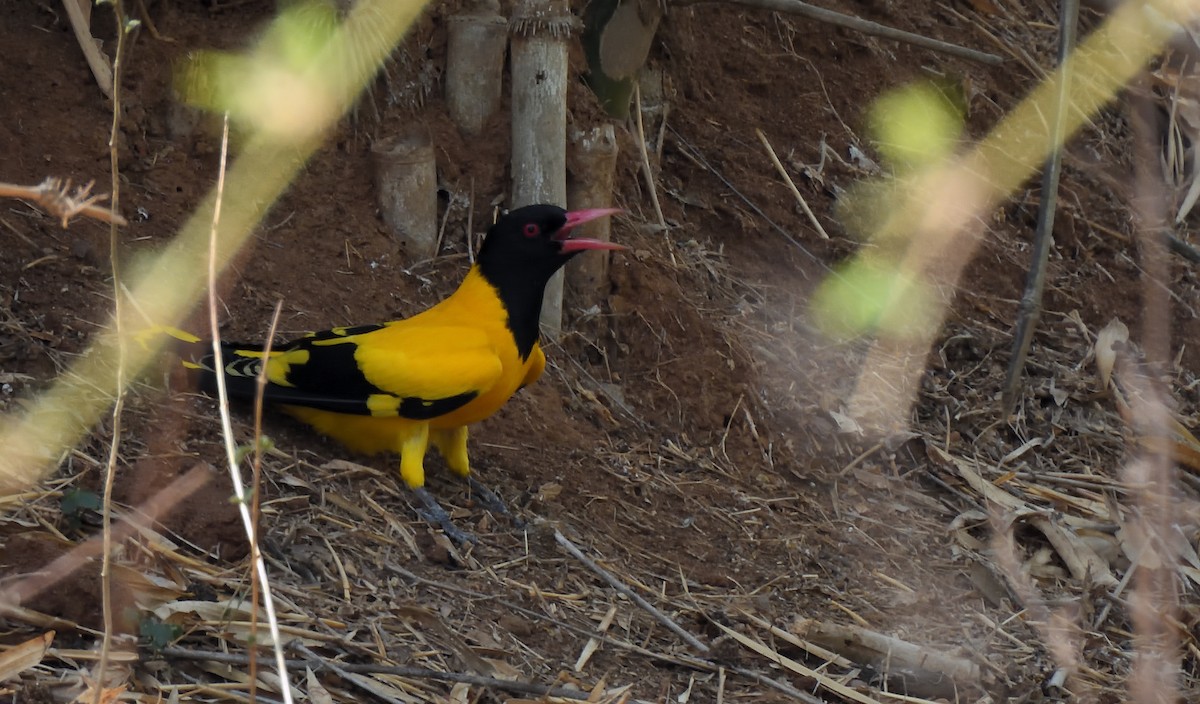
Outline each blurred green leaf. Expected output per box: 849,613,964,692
811,255,936,341
234,435,275,465
173,0,343,143
813,80,968,341
868,82,965,169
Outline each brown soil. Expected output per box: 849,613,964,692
2,0,1199,702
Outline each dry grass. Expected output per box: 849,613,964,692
4,0,1200,702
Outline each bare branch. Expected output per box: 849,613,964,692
0,177,128,228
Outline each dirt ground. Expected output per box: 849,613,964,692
2,0,1200,702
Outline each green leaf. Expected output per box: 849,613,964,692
139,614,182,651
171,0,343,142
61,488,102,526
811,256,937,341
868,82,965,169
234,435,274,464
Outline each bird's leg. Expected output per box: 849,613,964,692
411,487,478,544
467,476,524,527
401,423,476,543
432,426,522,525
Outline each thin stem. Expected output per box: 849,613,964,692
207,113,295,704
1002,0,1078,413
249,299,284,701
95,3,131,701
634,82,666,231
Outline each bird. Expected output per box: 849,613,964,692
165,205,622,542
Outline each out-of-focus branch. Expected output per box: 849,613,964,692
0,178,127,228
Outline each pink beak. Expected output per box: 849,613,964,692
558,208,625,253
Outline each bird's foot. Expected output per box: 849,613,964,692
468,477,525,528
412,487,477,544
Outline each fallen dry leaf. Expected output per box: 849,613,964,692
306,667,334,704
0,630,53,682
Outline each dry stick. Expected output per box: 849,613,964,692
668,127,829,277
792,618,981,682
434,196,453,256
161,646,594,701
989,513,1084,693
294,643,403,704
0,179,127,227
1001,0,1079,413
755,128,829,240
61,0,114,97
206,113,295,704
1166,232,1200,264
574,604,617,671
134,0,173,42
727,667,830,704
634,83,667,231
386,560,703,667
95,5,132,701
250,300,285,704
385,561,820,701
678,0,1002,65
707,622,834,704
937,2,1024,67
552,528,710,653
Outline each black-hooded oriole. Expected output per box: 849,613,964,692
169,205,621,541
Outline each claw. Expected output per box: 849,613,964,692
468,477,525,528
411,487,477,544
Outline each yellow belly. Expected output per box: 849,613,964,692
280,345,537,456
283,407,421,455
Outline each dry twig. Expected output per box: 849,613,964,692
667,126,827,276
61,0,114,97
161,645,595,701
755,128,829,239
249,299,285,703
0,178,127,228
791,618,982,684
553,528,711,653
96,7,133,700
677,0,1003,65
634,83,667,231
709,620,866,704
1002,0,1079,412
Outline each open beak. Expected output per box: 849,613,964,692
558,208,625,253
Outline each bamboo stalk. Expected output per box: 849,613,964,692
510,0,574,337
566,124,619,312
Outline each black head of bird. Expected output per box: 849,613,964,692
475,204,623,356
477,204,623,289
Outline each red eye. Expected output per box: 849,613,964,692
523,223,540,238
